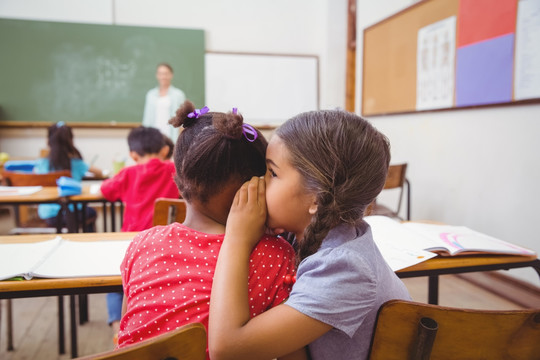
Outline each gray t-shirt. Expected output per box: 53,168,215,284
285,221,411,360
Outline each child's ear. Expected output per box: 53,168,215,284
158,145,170,160
308,195,318,215
129,151,139,162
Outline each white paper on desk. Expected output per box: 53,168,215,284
365,216,437,271
0,237,62,280
0,186,43,196
89,184,101,194
31,239,132,278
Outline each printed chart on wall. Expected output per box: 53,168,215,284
362,0,540,116
416,16,456,110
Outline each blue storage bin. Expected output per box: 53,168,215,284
56,176,82,196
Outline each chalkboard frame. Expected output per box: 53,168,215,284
0,18,205,124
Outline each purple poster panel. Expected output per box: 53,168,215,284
455,33,514,107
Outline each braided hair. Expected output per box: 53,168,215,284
169,100,268,203
275,109,391,262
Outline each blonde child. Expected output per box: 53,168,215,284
209,109,411,360
117,101,297,359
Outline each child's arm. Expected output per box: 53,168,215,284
88,166,104,178
209,177,331,360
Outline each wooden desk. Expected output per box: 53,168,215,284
0,185,122,232
396,254,540,304
1,232,539,356
0,232,135,358
0,186,60,204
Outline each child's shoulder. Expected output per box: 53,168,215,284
253,235,295,256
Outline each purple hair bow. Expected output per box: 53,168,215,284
232,107,257,142
242,124,258,142
187,106,209,119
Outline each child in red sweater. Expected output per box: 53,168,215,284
100,126,179,232
100,126,179,340
116,101,296,359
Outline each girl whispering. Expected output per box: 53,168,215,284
210,109,411,360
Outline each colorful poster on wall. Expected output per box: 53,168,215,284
514,0,540,101
455,0,517,107
416,16,456,111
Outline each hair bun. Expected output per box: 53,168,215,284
169,100,197,128
213,111,244,140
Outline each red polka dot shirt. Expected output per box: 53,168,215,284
118,222,296,355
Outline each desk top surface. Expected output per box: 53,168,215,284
0,232,137,294
0,231,538,295
0,185,104,203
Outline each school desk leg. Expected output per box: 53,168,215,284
7,299,14,351
79,294,88,325
70,295,78,358
58,296,65,354
428,275,439,305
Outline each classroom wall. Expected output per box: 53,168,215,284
357,0,540,286
2,0,539,288
0,0,346,169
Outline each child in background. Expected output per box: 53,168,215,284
100,126,179,232
100,126,179,341
117,101,297,359
35,121,103,232
209,109,411,360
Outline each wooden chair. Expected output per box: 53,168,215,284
1,170,71,233
368,299,540,359
153,197,187,226
75,322,207,360
367,163,410,220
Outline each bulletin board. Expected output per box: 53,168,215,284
205,52,319,127
361,0,540,117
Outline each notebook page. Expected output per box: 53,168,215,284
31,239,131,278
0,237,62,280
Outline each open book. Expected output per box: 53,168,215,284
365,215,536,257
0,236,131,281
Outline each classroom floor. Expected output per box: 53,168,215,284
0,207,529,359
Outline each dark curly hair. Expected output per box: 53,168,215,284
169,100,268,203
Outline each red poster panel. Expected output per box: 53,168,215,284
458,0,517,46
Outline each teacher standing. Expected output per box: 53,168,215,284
142,63,186,140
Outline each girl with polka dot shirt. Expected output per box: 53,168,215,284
117,101,297,358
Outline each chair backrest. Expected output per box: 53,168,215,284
383,163,407,190
75,322,206,360
368,299,540,360
366,163,410,220
2,170,71,186
153,197,187,226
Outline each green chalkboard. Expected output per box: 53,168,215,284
0,18,205,123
